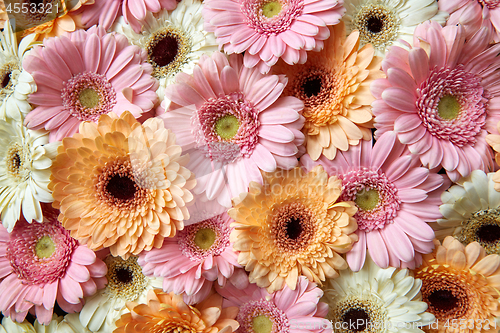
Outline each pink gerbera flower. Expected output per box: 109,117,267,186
0,213,107,324
440,0,500,42
301,131,449,271
161,52,305,207
216,276,332,333
202,0,344,73
23,26,158,142
139,213,241,304
371,21,500,181
80,0,177,33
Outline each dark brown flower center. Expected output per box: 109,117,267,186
286,217,303,240
105,256,148,300
271,202,316,252
106,174,137,201
427,289,458,313
343,309,370,332
459,209,500,254
420,277,469,320
476,224,500,243
114,267,133,284
1,71,11,89
149,33,179,68
366,16,384,33
302,77,322,98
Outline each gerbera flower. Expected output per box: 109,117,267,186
0,314,92,333
80,254,163,332
139,213,240,304
23,26,158,142
49,112,195,258
342,0,448,56
323,255,434,333
0,22,38,122
273,22,382,161
80,0,177,33
486,125,500,191
301,131,448,271
216,276,331,333
114,289,239,333
0,215,107,325
202,0,344,73
117,0,218,102
229,165,358,293
162,52,305,208
0,120,58,231
436,170,500,255
371,22,499,182
414,236,500,332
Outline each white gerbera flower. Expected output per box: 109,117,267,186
0,120,58,231
342,0,448,56
322,256,435,333
0,22,38,121
115,0,218,103
436,170,500,254
0,314,92,333
79,255,163,332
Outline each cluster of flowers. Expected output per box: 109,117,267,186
1,0,500,332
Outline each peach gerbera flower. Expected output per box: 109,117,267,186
114,289,239,333
273,22,383,161
49,111,195,258
229,165,358,293
414,236,500,333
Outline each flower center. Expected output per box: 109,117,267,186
104,256,148,300
427,289,458,313
178,215,231,261
35,235,56,258
271,202,316,252
354,189,379,211
1,71,11,89
479,0,500,9
302,77,322,98
458,208,500,254
0,62,20,95
194,228,217,249
341,169,400,232
253,315,274,333
146,28,190,79
62,71,117,122
330,296,387,333
262,1,282,18
194,94,259,158
105,174,137,201
352,4,399,49
437,94,461,120
342,308,370,332
215,115,240,140
416,65,486,147
6,219,78,285
6,143,25,179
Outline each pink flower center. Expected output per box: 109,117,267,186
341,169,400,231
479,0,500,9
240,0,304,35
237,299,290,333
6,219,78,285
177,215,230,261
194,93,259,159
416,65,486,147
62,71,117,122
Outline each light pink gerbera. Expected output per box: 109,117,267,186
161,52,305,207
301,131,449,271
440,0,500,42
202,0,345,73
216,276,332,333
139,213,241,304
23,26,158,142
0,212,107,325
80,0,177,33
371,21,500,182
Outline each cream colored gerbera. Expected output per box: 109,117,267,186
0,314,92,333
114,289,239,333
414,236,500,333
49,111,195,258
273,22,383,161
0,22,38,121
116,0,217,103
229,165,358,293
0,120,57,231
323,255,435,333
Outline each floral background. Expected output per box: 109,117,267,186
0,0,499,332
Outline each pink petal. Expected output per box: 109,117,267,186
381,87,417,112
380,223,415,263
346,231,366,272
366,230,389,268
394,211,435,242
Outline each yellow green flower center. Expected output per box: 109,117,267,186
215,115,239,140
437,95,461,120
79,88,100,108
252,315,273,333
194,228,217,250
35,236,56,258
262,1,282,18
355,189,379,211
